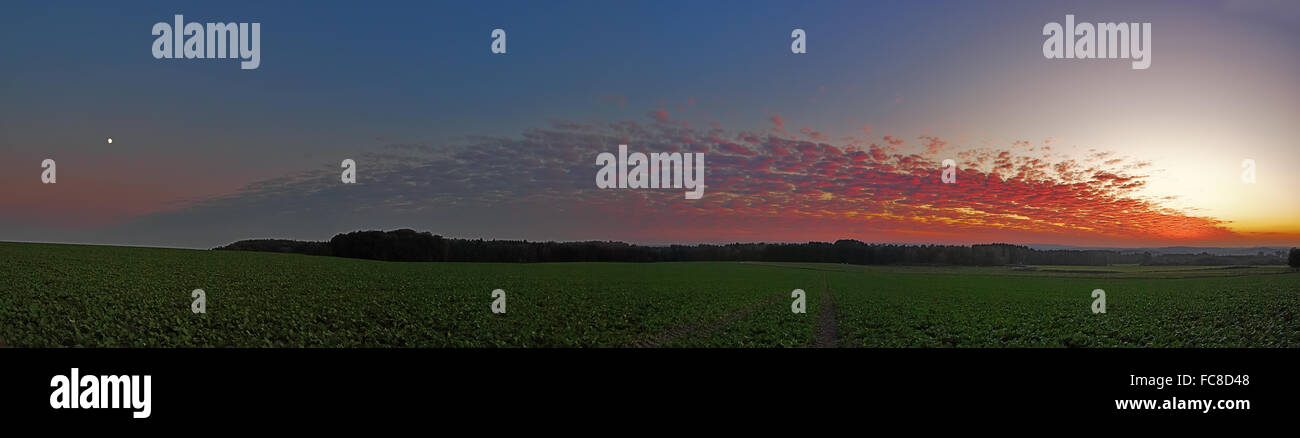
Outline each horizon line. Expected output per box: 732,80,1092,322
3,237,1296,252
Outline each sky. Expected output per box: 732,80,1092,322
1,0,1298,248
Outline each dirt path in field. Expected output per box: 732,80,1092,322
630,294,784,348
815,275,840,348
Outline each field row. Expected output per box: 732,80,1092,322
1,242,1297,347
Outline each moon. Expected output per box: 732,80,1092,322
107,138,113,144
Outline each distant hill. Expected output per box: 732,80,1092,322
213,239,331,256
214,229,1294,266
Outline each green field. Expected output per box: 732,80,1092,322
1,242,1297,347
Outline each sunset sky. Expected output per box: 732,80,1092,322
1,0,1297,248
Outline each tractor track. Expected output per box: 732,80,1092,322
815,275,840,348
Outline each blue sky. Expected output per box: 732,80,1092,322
2,0,1298,248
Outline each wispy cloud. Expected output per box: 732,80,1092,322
89,110,1262,248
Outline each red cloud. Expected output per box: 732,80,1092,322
566,113,1246,245
142,110,1279,247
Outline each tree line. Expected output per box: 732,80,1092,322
213,229,1297,267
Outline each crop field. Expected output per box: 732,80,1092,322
1,242,1297,347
